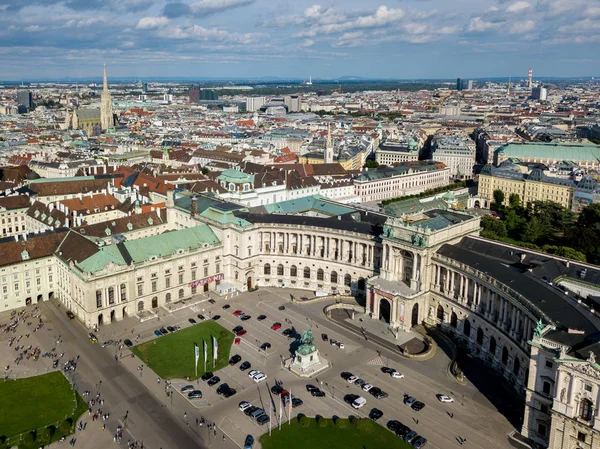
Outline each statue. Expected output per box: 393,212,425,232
301,328,314,346
560,387,566,402
533,319,545,337
296,328,317,356
588,351,596,365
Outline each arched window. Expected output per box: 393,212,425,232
290,265,297,277
137,301,144,311
477,328,484,345
436,305,444,321
450,312,458,328
264,264,271,275
179,288,184,299
580,398,594,421
120,283,127,301
166,293,171,303
317,269,324,281
108,286,115,304
463,319,471,337
303,267,311,279
513,357,521,375
501,347,509,365
330,271,338,283
344,274,352,286
489,337,497,354
277,264,284,276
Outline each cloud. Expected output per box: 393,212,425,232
136,16,170,29
467,17,501,33
509,20,535,34
506,1,531,13
299,38,314,48
162,0,255,18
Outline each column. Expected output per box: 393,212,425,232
411,253,418,281
458,276,464,300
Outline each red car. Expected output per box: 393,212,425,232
236,330,247,336
233,310,243,316
271,322,282,330
234,337,241,345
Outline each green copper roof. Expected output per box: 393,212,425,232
496,142,600,162
263,195,354,216
200,207,252,227
76,225,221,274
217,169,254,184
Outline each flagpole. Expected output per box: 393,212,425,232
269,396,272,436
288,388,291,425
279,394,282,431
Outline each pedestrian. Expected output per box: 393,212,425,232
102,423,105,431
222,435,225,441
184,412,187,420
157,377,161,383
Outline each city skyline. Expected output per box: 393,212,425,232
0,0,599,80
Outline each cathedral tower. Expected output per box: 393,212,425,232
100,63,114,131
324,124,334,164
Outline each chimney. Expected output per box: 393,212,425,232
191,196,199,217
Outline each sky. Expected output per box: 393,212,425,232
0,0,599,80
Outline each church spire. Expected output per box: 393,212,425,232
103,63,108,91
326,123,332,149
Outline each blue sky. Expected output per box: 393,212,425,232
0,0,599,80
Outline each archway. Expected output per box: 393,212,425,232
204,283,209,292
450,311,458,328
110,310,116,322
513,357,520,376
97,313,103,326
152,297,158,309
463,319,471,338
379,298,391,323
122,306,128,318
137,301,144,312
477,328,484,345
502,347,509,365
411,303,419,327
436,304,444,322
247,277,253,289
474,200,481,208
358,278,365,291
489,336,497,355
37,294,43,303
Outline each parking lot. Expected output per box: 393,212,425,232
68,287,516,449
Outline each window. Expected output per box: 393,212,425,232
96,290,102,308
36,278,41,286
580,399,593,421
165,277,171,288
108,287,115,304
303,267,310,279
179,288,184,299
584,383,592,392
540,404,549,414
152,281,157,293
344,274,352,286
542,381,551,395
330,271,338,283
120,284,126,301
191,285,197,294
151,272,157,279
264,264,271,275
216,264,220,273
203,267,208,277
317,269,324,281
545,360,553,369
578,432,586,443
179,274,184,284
178,265,184,271
277,264,284,276
290,265,297,277
166,293,171,303
191,269,197,280
137,284,143,296
165,269,171,275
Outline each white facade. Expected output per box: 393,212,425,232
431,136,476,179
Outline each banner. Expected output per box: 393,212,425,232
203,340,207,364
194,343,200,377
212,336,218,361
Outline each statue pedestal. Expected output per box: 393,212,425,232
285,346,330,379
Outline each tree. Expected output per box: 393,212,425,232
541,245,587,262
493,189,505,206
577,203,600,231
522,216,545,243
509,193,521,208
364,160,379,169
481,216,507,238
200,167,209,175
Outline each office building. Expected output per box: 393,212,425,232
431,136,476,179
456,78,463,91
17,89,33,112
189,87,200,103
531,86,548,101
246,96,266,112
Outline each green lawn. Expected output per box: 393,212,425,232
132,321,234,380
260,417,412,449
0,371,87,446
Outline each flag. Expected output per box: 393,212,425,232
269,395,273,436
203,340,207,364
278,393,283,430
212,336,218,361
194,343,200,377
288,388,292,425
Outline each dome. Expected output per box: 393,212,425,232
528,168,544,182
578,176,597,190
408,138,417,151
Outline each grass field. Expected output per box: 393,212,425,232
0,371,87,445
259,417,412,449
132,321,234,380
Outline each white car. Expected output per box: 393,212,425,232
391,371,404,379
248,370,259,378
253,373,267,383
239,401,252,412
337,342,345,349
351,396,367,409
437,394,454,403
362,384,373,392
347,375,358,383
249,370,263,379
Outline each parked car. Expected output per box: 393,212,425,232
411,401,425,411
282,329,293,337
291,397,303,408
405,431,419,443
369,408,384,421
234,338,241,345
223,388,236,398
381,367,395,374
244,406,258,416
250,409,265,420
391,371,404,379
436,394,454,403
253,373,267,383
362,384,374,392
395,425,412,438
188,318,197,324
404,396,417,407
337,342,345,349
321,333,328,341
340,372,353,381
260,342,271,350
244,435,254,449
241,315,251,321
187,390,202,399
347,375,358,383
181,385,194,393
354,379,366,388
212,315,221,321
256,414,270,426
239,401,252,412
412,436,427,448
201,372,214,381
102,340,113,348
278,305,286,310
387,420,401,432
271,322,282,330
236,330,247,336
222,304,231,310
271,385,284,395
167,326,176,332
52,360,59,368
239,361,251,371
330,339,337,346
159,327,168,335
207,376,220,387
306,384,318,392
216,383,231,395
233,310,244,316
153,330,162,337
373,390,389,399
248,370,259,378
208,299,216,304
352,396,367,409
197,314,206,320
311,389,326,397
229,354,241,365
257,315,267,321
66,311,75,319
344,394,360,404
232,326,243,333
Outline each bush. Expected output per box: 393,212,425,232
42,425,56,441
59,418,73,434
317,416,328,427
0,435,6,444
298,415,310,428
23,430,36,444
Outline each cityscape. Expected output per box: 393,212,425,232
1,2,600,449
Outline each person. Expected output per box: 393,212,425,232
222,435,225,441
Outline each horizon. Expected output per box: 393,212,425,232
0,1,599,80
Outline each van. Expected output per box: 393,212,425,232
352,396,367,409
